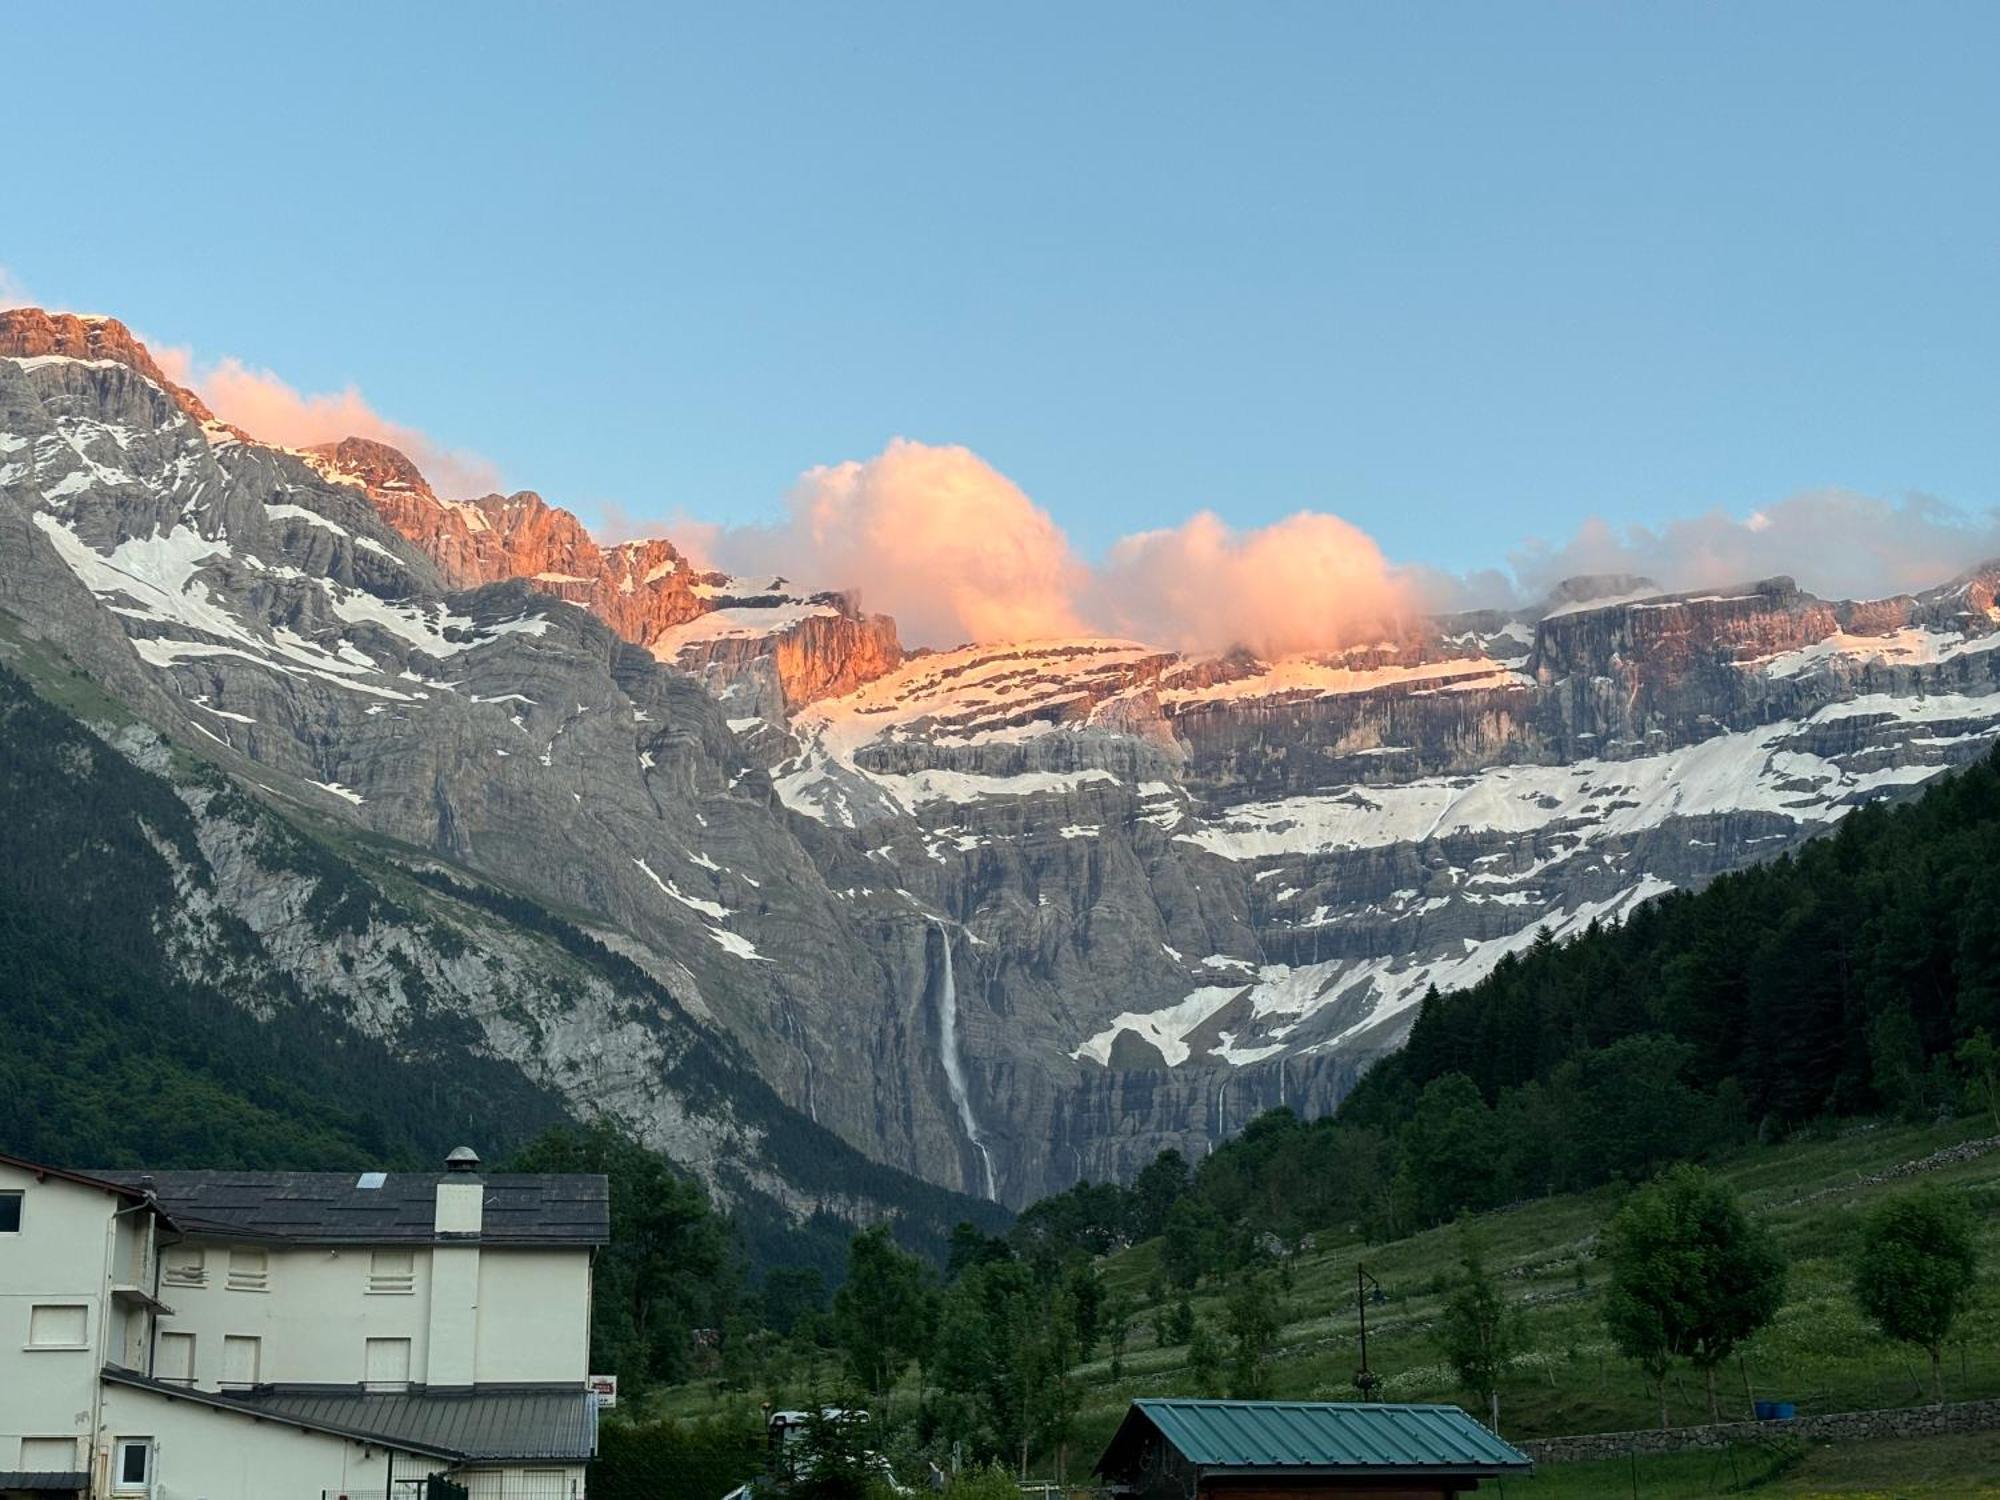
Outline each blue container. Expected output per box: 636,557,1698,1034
1772,1402,1796,1421
1753,1401,1775,1420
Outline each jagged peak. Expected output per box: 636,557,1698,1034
303,436,437,500
0,305,221,427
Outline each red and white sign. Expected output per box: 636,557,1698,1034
587,1374,618,1408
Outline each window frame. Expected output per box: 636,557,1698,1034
224,1246,269,1293
161,1246,207,1288
18,1436,78,1472
220,1333,262,1389
362,1335,413,1392
113,1436,154,1491
25,1301,91,1350
367,1248,417,1295
156,1329,197,1385
0,1189,22,1234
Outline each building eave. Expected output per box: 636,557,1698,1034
100,1366,465,1462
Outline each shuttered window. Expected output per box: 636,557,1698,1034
368,1249,416,1294
226,1247,268,1292
27,1303,88,1348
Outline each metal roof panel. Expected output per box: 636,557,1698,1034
1105,1400,1531,1476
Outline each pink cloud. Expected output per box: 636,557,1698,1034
720,438,1088,646
1092,510,1416,658
150,344,500,499
705,439,1418,655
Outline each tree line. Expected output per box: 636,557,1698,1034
1010,749,2000,1279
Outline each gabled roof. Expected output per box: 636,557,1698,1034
1095,1399,1531,1480
0,1152,165,1212
90,1170,608,1246
101,1369,598,1462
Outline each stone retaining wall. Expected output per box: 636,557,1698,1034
1520,1397,2000,1465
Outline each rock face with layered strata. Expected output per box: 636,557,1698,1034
4,310,1999,1208
304,436,904,713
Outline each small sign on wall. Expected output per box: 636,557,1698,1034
588,1374,618,1409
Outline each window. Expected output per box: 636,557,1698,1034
113,1437,153,1490
162,1247,206,1288
363,1336,412,1391
27,1303,88,1348
0,1190,21,1233
157,1330,195,1385
221,1334,261,1387
19,1437,76,1471
368,1249,416,1294
225,1247,267,1292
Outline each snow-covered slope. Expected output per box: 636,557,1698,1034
4,306,1998,1206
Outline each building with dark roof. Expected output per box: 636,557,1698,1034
90,1167,610,1246
0,1148,607,1500
1093,1399,1533,1499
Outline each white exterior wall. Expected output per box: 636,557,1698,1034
1,1162,598,1497
0,1163,153,1477
154,1239,435,1387
474,1250,591,1383
149,1239,592,1389
460,1463,587,1499
97,1383,431,1500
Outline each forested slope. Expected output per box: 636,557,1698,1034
1011,748,2000,1260
0,655,1001,1282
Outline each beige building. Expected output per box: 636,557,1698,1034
0,1148,606,1500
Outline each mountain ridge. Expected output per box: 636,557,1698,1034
2,305,1996,1207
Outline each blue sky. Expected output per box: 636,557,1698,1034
5,2,1997,586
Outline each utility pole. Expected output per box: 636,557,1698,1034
1355,1263,1383,1400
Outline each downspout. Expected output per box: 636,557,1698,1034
147,1208,167,1379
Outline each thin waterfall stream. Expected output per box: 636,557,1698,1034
931,920,997,1201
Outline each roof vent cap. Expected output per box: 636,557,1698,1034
444,1146,482,1173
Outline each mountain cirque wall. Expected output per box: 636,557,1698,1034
300,434,905,716
3,311,1999,1208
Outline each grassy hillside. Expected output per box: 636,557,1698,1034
644,1116,1997,1486
1068,1119,1998,1450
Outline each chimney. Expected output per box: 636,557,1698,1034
429,1147,485,1386
434,1146,484,1236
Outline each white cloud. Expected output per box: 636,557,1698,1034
1506,490,2000,605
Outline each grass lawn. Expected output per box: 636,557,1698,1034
1494,1429,2000,1497
1063,1118,2000,1461
641,1116,2000,1485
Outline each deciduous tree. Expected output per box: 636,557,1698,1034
1601,1165,1785,1423
1437,1238,1516,1433
1853,1189,1981,1402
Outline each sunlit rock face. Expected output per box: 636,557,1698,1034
4,311,1998,1207
302,436,906,714
0,307,225,428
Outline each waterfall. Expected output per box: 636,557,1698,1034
932,921,997,1200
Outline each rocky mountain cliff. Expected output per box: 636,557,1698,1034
300,433,904,716
3,309,1996,1208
